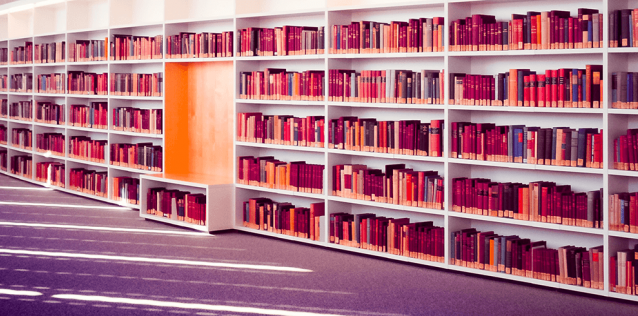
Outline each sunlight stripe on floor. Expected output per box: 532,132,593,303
52,295,341,316
0,289,43,296
0,222,210,236
0,201,130,210
0,249,312,272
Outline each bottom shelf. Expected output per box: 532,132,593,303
140,213,209,232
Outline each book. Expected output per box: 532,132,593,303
167,31,233,58
69,136,107,163
239,69,324,101
9,73,33,93
109,72,163,97
36,133,65,157
70,103,108,129
68,71,108,95
112,177,140,205
110,143,163,172
35,102,64,125
237,156,324,194
10,155,32,179
10,128,32,150
0,150,7,172
242,198,324,240
9,101,33,121
68,39,108,62
69,168,108,197
34,41,65,64
239,26,322,56
237,113,324,147
112,107,162,134
35,162,65,188
110,34,163,60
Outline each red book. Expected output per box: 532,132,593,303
558,68,566,107
537,74,546,107
523,75,530,106
529,74,537,107
550,69,558,107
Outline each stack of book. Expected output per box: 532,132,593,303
242,199,324,240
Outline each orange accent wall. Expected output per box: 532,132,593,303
165,61,234,185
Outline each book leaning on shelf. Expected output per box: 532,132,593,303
451,229,604,289
10,41,33,64
238,69,324,101
243,198,324,241
34,41,65,64
449,9,602,51
237,156,324,194
333,163,444,210
35,162,64,188
110,72,163,97
11,128,32,150
70,103,107,129
0,125,6,145
36,133,65,157
329,117,443,157
69,168,107,197
608,193,638,234
238,26,323,56
330,212,444,263
67,71,108,95
450,66,603,108
452,177,603,228
167,31,233,58
237,113,324,147
9,73,33,93
110,143,163,172
112,107,162,134
110,34,163,60
68,136,107,163
9,101,32,121
331,18,444,54
329,69,443,105
112,177,139,205
146,189,206,225
0,150,6,171
609,9,638,48
0,75,7,92
68,39,108,62
10,155,31,178
610,248,638,295
451,123,603,169
35,102,64,125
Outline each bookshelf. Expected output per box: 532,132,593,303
1,0,638,302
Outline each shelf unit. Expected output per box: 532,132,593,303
1,0,638,302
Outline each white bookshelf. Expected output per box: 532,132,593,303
0,0,637,302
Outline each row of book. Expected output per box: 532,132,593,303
11,128,31,150
238,69,324,101
451,229,605,289
609,9,638,48
9,73,33,93
236,113,324,147
36,73,65,94
238,26,324,57
112,177,139,205
146,188,206,225
450,66,604,108
0,125,5,144
35,133,64,157
609,193,638,234
449,9,602,52
612,129,638,171
67,71,108,95
68,136,106,163
68,39,108,62
0,150,5,171
166,32,233,58
34,42,65,64
70,103,107,129
610,247,638,295
0,75,6,91
333,164,444,210
69,168,107,197
242,198,324,240
112,107,163,135
35,102,64,125
328,69,444,105
611,72,638,109
452,177,603,228
110,35,163,60
110,72,163,97
330,18,445,54
237,156,324,194
8,101,32,121
10,155,31,178
328,118,443,157
35,161,64,188
451,123,603,169
109,143,163,172
9,42,33,64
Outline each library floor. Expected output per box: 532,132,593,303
0,174,637,316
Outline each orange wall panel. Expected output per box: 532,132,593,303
165,61,234,185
